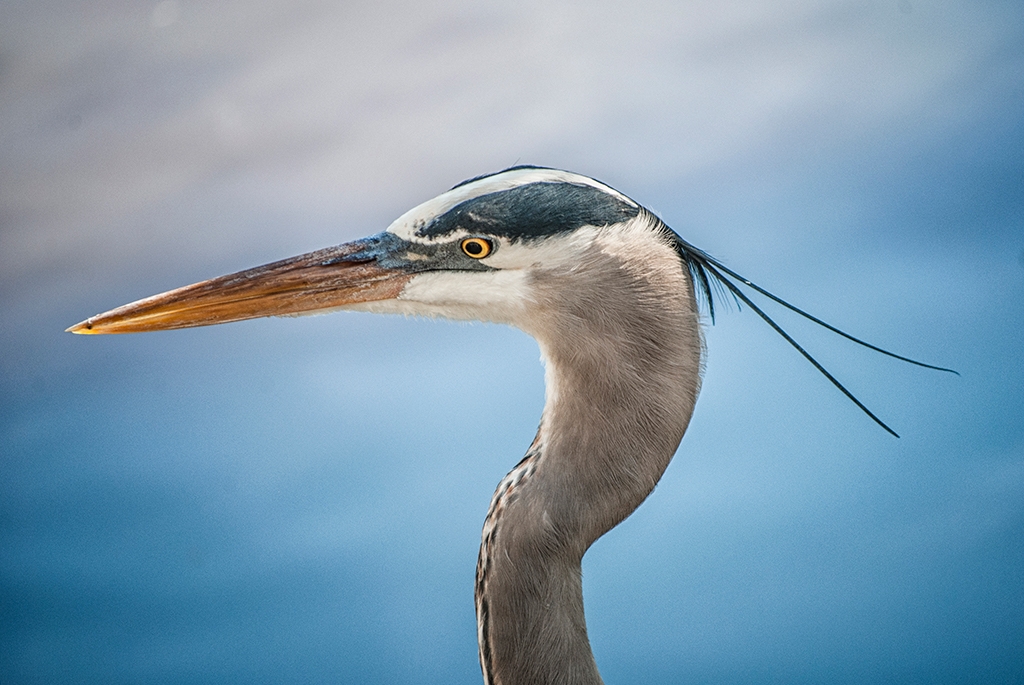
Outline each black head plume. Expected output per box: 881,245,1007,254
668,230,957,438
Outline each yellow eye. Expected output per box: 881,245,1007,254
460,237,493,259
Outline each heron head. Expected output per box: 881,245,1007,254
67,166,686,336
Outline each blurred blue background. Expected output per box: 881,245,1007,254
2,1,1022,683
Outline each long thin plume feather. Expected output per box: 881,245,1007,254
669,231,956,437
704,258,957,374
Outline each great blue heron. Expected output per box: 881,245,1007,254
69,166,953,685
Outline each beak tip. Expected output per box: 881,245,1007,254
66,320,97,335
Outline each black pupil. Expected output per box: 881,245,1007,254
465,240,484,256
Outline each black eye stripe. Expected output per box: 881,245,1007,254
419,182,639,243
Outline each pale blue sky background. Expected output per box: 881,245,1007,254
2,1,1022,683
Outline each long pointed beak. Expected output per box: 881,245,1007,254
67,237,413,335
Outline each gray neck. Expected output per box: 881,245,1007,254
475,229,704,685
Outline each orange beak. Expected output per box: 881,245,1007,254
67,236,414,335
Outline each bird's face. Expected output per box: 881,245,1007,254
67,167,648,335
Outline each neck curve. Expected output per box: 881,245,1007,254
475,223,704,685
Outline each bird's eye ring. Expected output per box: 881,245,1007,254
460,237,493,259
